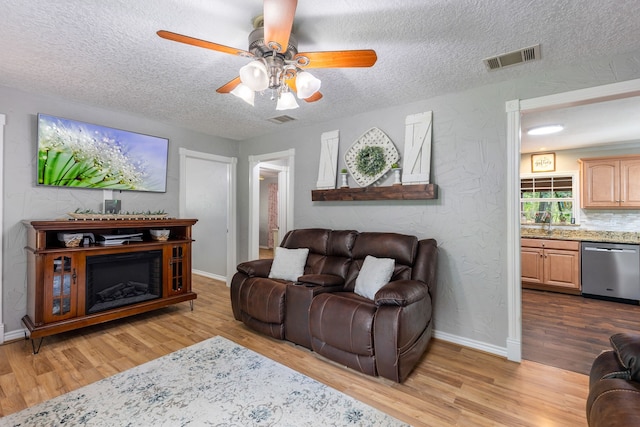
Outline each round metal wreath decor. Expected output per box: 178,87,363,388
355,146,386,177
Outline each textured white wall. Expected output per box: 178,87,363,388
238,49,640,350
0,85,238,333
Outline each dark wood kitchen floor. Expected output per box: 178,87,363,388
522,288,640,374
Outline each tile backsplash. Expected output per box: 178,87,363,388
579,210,640,231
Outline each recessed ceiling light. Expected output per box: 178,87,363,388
527,124,564,136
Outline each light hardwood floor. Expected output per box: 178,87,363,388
0,275,589,426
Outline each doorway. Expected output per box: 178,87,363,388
248,149,295,261
258,165,282,259
179,148,237,285
505,78,640,362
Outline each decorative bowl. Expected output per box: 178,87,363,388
57,233,83,247
150,229,170,241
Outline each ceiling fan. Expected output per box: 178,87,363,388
157,0,377,110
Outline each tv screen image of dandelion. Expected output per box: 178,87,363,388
37,114,169,193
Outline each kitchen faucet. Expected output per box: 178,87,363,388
540,211,552,233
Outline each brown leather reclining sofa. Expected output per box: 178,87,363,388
587,333,640,426
230,228,438,382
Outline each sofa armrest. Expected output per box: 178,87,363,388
298,274,344,287
237,259,273,277
374,280,429,307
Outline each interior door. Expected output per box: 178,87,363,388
182,152,232,281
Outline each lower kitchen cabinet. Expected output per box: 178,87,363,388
521,238,581,294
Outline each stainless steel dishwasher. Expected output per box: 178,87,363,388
581,241,640,303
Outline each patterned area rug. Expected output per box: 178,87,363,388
4,336,408,426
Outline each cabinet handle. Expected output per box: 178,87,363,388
72,268,77,284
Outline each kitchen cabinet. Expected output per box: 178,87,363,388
579,155,640,208
521,238,581,294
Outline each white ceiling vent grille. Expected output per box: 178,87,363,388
483,44,541,71
268,115,296,124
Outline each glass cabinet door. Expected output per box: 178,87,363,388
168,244,187,296
44,255,77,323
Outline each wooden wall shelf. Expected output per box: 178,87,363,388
311,184,438,201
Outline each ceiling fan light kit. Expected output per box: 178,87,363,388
276,89,299,110
239,60,269,92
230,83,255,106
295,71,321,99
157,0,376,110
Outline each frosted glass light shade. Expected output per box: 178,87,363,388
239,60,269,92
276,91,299,110
527,124,564,135
295,71,321,99
230,83,255,106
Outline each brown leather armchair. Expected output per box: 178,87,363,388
229,228,438,382
587,333,640,426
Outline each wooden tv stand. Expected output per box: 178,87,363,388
22,218,198,353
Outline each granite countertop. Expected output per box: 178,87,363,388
521,227,640,244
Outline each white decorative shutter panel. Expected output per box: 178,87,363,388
402,111,432,184
316,130,340,189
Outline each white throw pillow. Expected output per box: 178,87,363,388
268,247,310,281
354,255,395,300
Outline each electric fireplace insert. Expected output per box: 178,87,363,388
86,250,162,314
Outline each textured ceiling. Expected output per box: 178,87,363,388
1,0,640,141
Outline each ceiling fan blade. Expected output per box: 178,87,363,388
263,0,297,53
285,78,323,102
303,91,323,103
295,50,377,69
216,77,241,94
157,30,252,57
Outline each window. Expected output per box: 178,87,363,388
520,172,579,225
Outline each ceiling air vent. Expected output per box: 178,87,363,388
483,44,541,71
268,115,296,124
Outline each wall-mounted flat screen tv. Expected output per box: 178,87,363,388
37,113,169,193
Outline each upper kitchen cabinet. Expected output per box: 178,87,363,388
579,155,640,208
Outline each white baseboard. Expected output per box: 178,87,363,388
192,269,227,284
506,337,522,362
5,327,27,342
433,329,508,359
